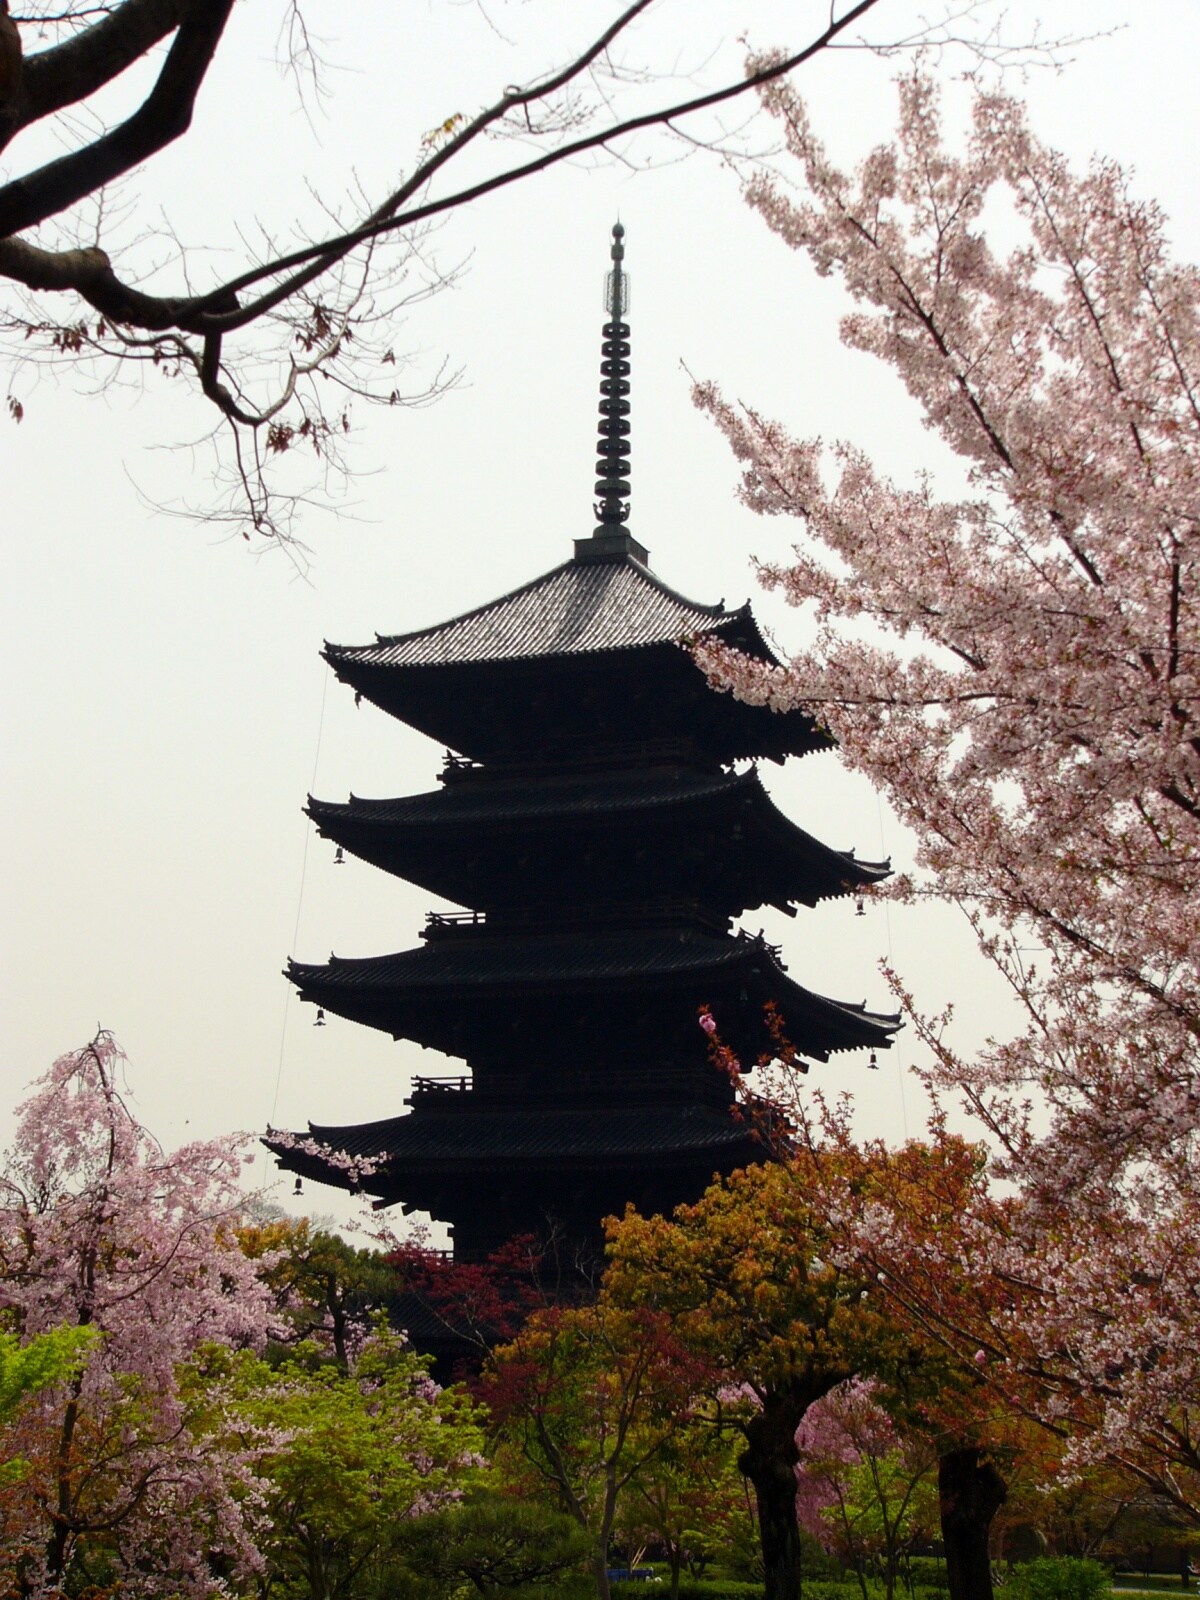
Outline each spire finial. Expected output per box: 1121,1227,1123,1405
593,221,632,536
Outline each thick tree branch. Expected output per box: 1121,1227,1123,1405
0,233,185,322
8,0,191,149
0,0,884,351
0,0,233,238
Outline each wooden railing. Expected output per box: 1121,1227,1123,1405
421,901,732,939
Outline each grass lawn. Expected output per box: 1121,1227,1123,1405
1112,1581,1192,1595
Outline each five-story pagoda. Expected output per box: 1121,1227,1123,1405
269,226,898,1261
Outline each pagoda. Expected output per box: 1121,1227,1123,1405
269,226,898,1263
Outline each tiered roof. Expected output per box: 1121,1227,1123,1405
271,226,898,1248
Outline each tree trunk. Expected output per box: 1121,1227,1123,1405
938,1447,1006,1600
592,1467,618,1600
739,1401,805,1600
591,1551,611,1600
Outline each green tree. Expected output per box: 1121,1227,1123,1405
241,1218,399,1367
1006,1558,1112,1600
216,1323,487,1600
389,1491,592,1596
615,1417,753,1598
0,1325,98,1484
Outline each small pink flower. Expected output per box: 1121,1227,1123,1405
974,1349,987,1366
699,1013,717,1035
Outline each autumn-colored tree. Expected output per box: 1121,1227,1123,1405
696,66,1200,1527
991,1440,1155,1567
486,1298,708,1600
389,1231,555,1370
605,1160,922,1600
0,1033,273,1595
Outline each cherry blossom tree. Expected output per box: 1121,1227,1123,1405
0,1031,274,1596
794,1379,939,1600
695,68,1200,1515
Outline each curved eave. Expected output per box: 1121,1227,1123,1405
305,768,890,908
264,1106,764,1199
326,643,823,764
319,551,817,762
285,933,900,1061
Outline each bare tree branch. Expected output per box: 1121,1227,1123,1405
0,0,1052,544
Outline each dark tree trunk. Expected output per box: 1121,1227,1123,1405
938,1447,1007,1600
739,1399,806,1600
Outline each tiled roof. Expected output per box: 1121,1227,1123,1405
292,929,756,988
285,1105,760,1166
325,555,771,670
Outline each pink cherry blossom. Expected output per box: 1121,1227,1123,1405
0,1033,276,1596
696,68,1200,1515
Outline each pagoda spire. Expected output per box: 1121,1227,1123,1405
593,221,633,537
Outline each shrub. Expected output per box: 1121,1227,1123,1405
1006,1558,1112,1600
388,1494,591,1595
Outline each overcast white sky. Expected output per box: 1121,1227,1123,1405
3,0,1197,1233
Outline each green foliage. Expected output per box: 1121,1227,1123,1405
209,1322,488,1600
240,1218,399,1365
389,1491,592,1594
902,1556,948,1589
0,1324,99,1484
613,1582,953,1600
615,1410,755,1590
1006,1558,1113,1600
0,1326,98,1424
